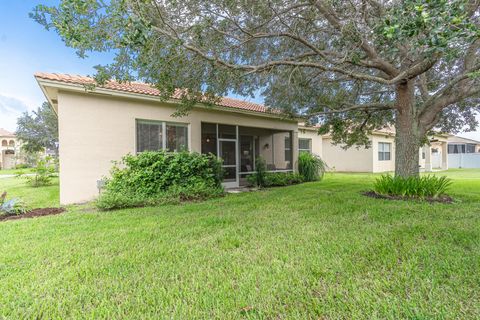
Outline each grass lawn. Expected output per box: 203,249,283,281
0,168,34,175
0,170,479,318
0,176,59,208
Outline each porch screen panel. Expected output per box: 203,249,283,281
240,135,254,172
285,136,292,162
201,123,218,156
137,120,163,153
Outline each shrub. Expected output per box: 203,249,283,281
252,156,267,188
298,152,327,182
0,192,28,216
15,164,30,169
247,172,304,188
96,151,224,210
25,156,56,187
373,174,452,199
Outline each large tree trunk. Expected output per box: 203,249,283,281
394,81,424,178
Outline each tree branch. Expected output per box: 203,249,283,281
308,102,395,115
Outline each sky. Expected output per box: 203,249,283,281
0,1,479,141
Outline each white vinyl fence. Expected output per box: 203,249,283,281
448,153,480,168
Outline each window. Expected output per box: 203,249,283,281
448,144,466,154
299,138,312,153
378,142,391,161
284,136,292,162
1,140,6,147
166,123,188,152
9,140,14,147
136,120,188,153
467,144,476,153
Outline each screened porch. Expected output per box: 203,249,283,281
201,122,295,187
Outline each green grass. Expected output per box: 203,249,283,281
0,176,59,208
0,168,34,175
0,170,479,318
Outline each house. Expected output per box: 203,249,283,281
299,124,449,173
447,135,480,168
0,128,20,170
35,73,300,205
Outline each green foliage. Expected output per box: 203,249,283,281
24,156,56,187
31,0,480,178
380,0,478,56
0,192,28,216
247,172,304,188
97,151,224,210
16,102,58,154
15,164,30,170
373,174,452,199
298,152,327,182
251,156,267,188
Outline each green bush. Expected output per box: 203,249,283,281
252,156,267,188
247,172,304,188
15,164,30,169
298,152,327,182
96,151,224,210
0,192,28,216
24,156,56,187
373,174,452,199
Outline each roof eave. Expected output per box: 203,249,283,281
35,77,296,122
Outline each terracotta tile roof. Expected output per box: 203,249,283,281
35,72,277,115
0,128,14,137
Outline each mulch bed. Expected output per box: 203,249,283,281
0,207,66,222
362,191,453,204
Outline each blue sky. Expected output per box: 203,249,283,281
0,1,479,141
0,1,116,132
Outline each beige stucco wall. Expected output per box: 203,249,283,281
298,129,322,157
57,91,298,204
371,135,396,173
0,136,20,170
321,137,373,172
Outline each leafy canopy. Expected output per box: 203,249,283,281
16,102,58,154
31,0,480,148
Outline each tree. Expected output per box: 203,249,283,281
16,102,58,155
31,0,480,177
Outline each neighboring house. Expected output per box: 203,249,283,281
298,124,449,173
447,135,480,168
36,73,300,205
0,128,20,170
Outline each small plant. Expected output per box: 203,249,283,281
25,156,56,187
247,172,304,187
15,164,30,169
252,156,267,188
0,192,28,216
373,174,452,199
298,152,327,182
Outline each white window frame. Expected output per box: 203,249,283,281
299,138,312,153
378,142,391,161
136,119,189,153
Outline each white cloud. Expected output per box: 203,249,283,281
0,94,29,132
